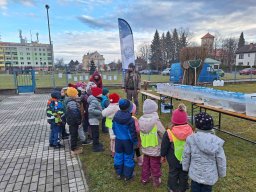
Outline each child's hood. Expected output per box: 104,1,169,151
172,124,193,141
193,132,224,155
113,110,133,124
139,112,159,133
87,95,98,103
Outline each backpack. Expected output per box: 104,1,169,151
65,99,82,126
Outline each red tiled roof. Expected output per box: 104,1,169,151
201,32,215,39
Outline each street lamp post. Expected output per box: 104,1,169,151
45,4,55,88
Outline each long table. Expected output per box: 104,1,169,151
158,92,256,144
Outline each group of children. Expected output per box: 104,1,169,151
46,71,227,192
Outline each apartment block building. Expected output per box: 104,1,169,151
0,41,53,71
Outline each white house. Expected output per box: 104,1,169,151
236,43,256,66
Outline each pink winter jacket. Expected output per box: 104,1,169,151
138,112,165,156
132,116,141,147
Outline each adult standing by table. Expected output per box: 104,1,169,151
123,63,141,114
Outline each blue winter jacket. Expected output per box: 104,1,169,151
112,110,138,144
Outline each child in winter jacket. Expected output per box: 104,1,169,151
65,87,83,156
88,87,104,152
182,112,226,192
101,87,110,133
60,87,70,139
80,82,97,145
102,93,120,157
161,103,193,192
139,99,165,187
46,90,64,149
113,99,138,181
131,103,143,166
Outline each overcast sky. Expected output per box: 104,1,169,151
1,0,256,63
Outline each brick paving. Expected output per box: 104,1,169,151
0,94,89,192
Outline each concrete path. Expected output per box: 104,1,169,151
0,94,88,192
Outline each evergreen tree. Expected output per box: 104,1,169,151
160,32,166,70
238,32,245,49
150,30,162,71
165,31,172,66
172,28,179,62
89,60,96,75
180,32,188,49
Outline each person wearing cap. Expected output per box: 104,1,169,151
161,103,193,192
87,86,104,152
182,112,226,192
112,99,138,181
102,93,120,157
123,63,141,114
65,87,83,156
139,99,165,187
101,87,110,133
46,90,64,149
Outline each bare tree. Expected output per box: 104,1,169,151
213,31,223,59
222,37,238,72
137,42,151,64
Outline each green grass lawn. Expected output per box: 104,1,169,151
0,72,169,89
80,84,256,192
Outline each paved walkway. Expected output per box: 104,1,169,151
0,94,88,192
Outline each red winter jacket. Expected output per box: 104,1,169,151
89,71,103,88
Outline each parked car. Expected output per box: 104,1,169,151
161,68,171,75
139,69,150,74
139,69,160,75
239,68,256,75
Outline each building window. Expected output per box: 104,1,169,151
36,62,38,65
39,53,41,56
27,53,30,55
35,53,37,56
248,62,250,66
248,53,250,57
44,62,46,65
21,62,24,65
20,52,23,55
238,62,243,66
28,62,31,65
239,54,244,59
20,57,24,60
39,48,41,51
35,58,37,60
34,48,36,51
43,49,45,51
43,53,45,56
26,48,29,51
27,57,30,60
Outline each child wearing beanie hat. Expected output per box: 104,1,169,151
112,99,138,181
87,87,104,152
139,99,165,187
101,87,110,134
161,103,193,192
182,112,226,192
102,93,120,157
65,87,83,156
46,90,64,149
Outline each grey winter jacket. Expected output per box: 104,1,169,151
87,95,102,125
182,131,226,186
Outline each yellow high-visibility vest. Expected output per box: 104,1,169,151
140,125,158,148
105,117,113,129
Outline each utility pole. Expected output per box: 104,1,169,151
45,4,55,88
